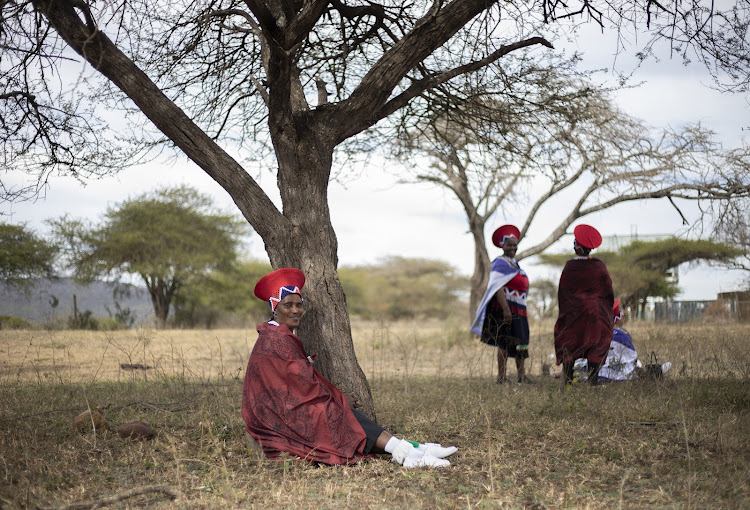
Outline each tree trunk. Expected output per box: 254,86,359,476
257,127,376,419
145,277,170,329
469,222,491,321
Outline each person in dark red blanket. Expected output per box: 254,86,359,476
241,268,457,467
554,224,614,386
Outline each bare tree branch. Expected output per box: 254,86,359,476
393,59,750,314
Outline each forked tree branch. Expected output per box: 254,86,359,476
30,0,285,241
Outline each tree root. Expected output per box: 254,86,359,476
37,485,180,510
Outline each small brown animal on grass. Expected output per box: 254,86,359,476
120,363,151,370
71,408,109,432
116,420,155,440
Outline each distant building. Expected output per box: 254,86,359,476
717,291,750,322
653,299,713,322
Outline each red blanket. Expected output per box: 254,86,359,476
241,322,368,464
554,258,614,364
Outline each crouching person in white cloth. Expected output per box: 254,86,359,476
573,300,641,381
572,299,670,381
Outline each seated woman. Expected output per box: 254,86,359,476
241,268,457,468
570,299,671,381
599,299,642,381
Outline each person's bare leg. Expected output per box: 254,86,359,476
516,357,525,380
588,362,601,385
370,431,394,454
563,361,575,386
497,348,508,382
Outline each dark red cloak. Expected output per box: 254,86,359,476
554,258,614,364
241,322,368,465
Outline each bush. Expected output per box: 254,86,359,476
67,310,99,330
97,317,124,331
0,315,32,330
105,302,136,329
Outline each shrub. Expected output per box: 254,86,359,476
67,310,99,330
0,315,32,329
105,302,136,329
97,317,124,331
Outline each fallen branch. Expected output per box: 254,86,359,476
37,485,180,510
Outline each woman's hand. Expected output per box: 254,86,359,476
496,289,512,325
501,307,512,324
345,392,360,409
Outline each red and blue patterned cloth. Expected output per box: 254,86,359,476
471,256,529,335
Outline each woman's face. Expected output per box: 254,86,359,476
274,293,304,330
502,237,518,258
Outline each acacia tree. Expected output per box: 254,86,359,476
711,148,750,286
0,222,57,290
51,186,247,328
395,71,750,317
339,256,468,321
714,199,750,286
2,0,748,416
173,259,274,329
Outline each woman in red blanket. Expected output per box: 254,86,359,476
241,268,457,467
554,224,614,385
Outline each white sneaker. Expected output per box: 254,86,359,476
403,452,450,468
418,443,458,459
390,439,414,466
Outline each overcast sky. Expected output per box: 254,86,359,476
2,19,748,301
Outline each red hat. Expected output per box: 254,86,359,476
492,224,521,248
613,299,622,323
254,268,305,312
573,224,602,250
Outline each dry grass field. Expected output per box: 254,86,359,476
1,319,749,509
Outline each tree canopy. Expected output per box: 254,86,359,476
174,259,274,329
0,222,57,290
711,164,750,288
339,256,468,321
51,186,248,328
539,238,743,315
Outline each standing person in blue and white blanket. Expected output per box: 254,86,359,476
471,224,532,385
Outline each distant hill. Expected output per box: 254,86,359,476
0,278,154,325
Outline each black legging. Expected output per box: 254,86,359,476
351,408,385,454
563,361,601,385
